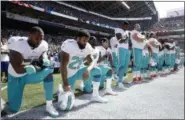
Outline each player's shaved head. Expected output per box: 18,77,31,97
77,29,90,49
30,26,44,35
28,26,44,48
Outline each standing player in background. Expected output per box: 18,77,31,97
158,39,165,76
96,38,117,95
130,24,146,83
174,42,181,71
114,28,130,88
147,33,160,78
110,31,119,79
164,38,173,74
140,32,150,80
59,30,108,104
169,39,176,72
1,38,9,83
3,27,59,117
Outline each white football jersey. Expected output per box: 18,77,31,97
96,46,111,66
7,36,48,77
130,30,145,49
90,47,100,66
110,36,118,54
61,39,93,78
148,38,159,54
114,28,129,49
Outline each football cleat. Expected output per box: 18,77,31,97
91,96,108,103
46,104,59,118
105,89,118,96
118,83,127,89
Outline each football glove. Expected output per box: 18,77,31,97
24,65,36,75
43,58,52,67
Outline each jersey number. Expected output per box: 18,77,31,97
69,56,83,69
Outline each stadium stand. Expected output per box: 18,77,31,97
151,15,184,51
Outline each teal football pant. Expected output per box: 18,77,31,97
117,48,130,83
158,54,165,71
132,48,142,77
83,65,110,93
150,53,159,72
8,68,54,112
171,53,176,69
141,54,150,74
112,52,118,73
165,53,171,69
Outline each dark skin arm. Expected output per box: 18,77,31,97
97,52,107,63
60,50,70,91
84,54,92,66
9,50,26,74
108,54,114,68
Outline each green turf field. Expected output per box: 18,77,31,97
1,74,61,111
0,73,121,111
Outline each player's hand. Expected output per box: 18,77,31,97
24,65,36,75
119,38,126,43
43,58,52,67
63,85,72,92
83,70,89,80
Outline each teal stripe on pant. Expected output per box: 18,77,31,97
7,68,54,112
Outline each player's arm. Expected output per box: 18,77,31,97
9,50,26,74
84,54,92,66
60,50,70,91
108,53,114,68
97,52,107,63
132,33,145,42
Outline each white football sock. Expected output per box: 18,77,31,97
92,81,100,97
105,78,112,90
46,100,53,106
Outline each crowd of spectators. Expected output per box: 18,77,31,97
152,16,184,31
1,28,70,54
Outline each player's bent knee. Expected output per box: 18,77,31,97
107,69,113,78
93,75,101,82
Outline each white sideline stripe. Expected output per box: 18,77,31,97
1,85,7,91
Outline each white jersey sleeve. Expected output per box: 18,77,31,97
7,36,24,53
61,39,75,54
84,42,93,56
